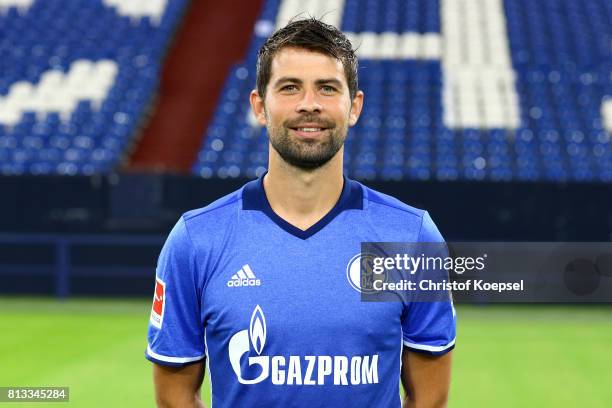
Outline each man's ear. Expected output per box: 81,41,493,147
348,90,364,127
250,90,267,126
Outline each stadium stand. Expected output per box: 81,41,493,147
0,0,188,175
193,0,611,182
0,0,609,182
1,1,610,296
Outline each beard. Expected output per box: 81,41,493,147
267,113,348,170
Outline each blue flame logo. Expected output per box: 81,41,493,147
249,305,266,355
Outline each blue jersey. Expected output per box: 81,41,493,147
146,175,456,407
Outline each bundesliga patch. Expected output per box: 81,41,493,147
150,277,165,329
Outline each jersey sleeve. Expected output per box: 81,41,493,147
145,216,206,367
401,211,457,356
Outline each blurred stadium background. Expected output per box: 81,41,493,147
0,0,610,406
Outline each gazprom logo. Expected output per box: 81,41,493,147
228,305,269,384
250,305,266,355
227,305,379,386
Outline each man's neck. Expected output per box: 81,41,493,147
263,148,344,231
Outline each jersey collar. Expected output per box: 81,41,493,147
242,173,363,240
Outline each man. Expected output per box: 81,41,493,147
146,18,455,408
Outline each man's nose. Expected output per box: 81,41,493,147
296,88,322,113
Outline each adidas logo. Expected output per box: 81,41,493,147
227,264,261,287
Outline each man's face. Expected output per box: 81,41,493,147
251,47,363,170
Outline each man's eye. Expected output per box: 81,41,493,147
281,85,298,92
321,85,337,93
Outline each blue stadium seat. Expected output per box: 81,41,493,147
189,0,611,183
0,0,189,175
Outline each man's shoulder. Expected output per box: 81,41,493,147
357,181,443,241
359,182,425,219
183,190,242,221
180,179,255,226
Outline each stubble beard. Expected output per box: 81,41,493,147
266,113,348,171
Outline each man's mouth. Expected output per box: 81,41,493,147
289,127,328,138
293,127,325,132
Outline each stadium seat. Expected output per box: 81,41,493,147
192,0,610,183
0,0,189,175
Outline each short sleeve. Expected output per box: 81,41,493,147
401,211,456,356
145,217,206,367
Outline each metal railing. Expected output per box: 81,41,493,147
0,233,165,298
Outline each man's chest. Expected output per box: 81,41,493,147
200,234,404,356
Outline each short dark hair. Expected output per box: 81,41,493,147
256,17,358,100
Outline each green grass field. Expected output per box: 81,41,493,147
1,298,611,407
